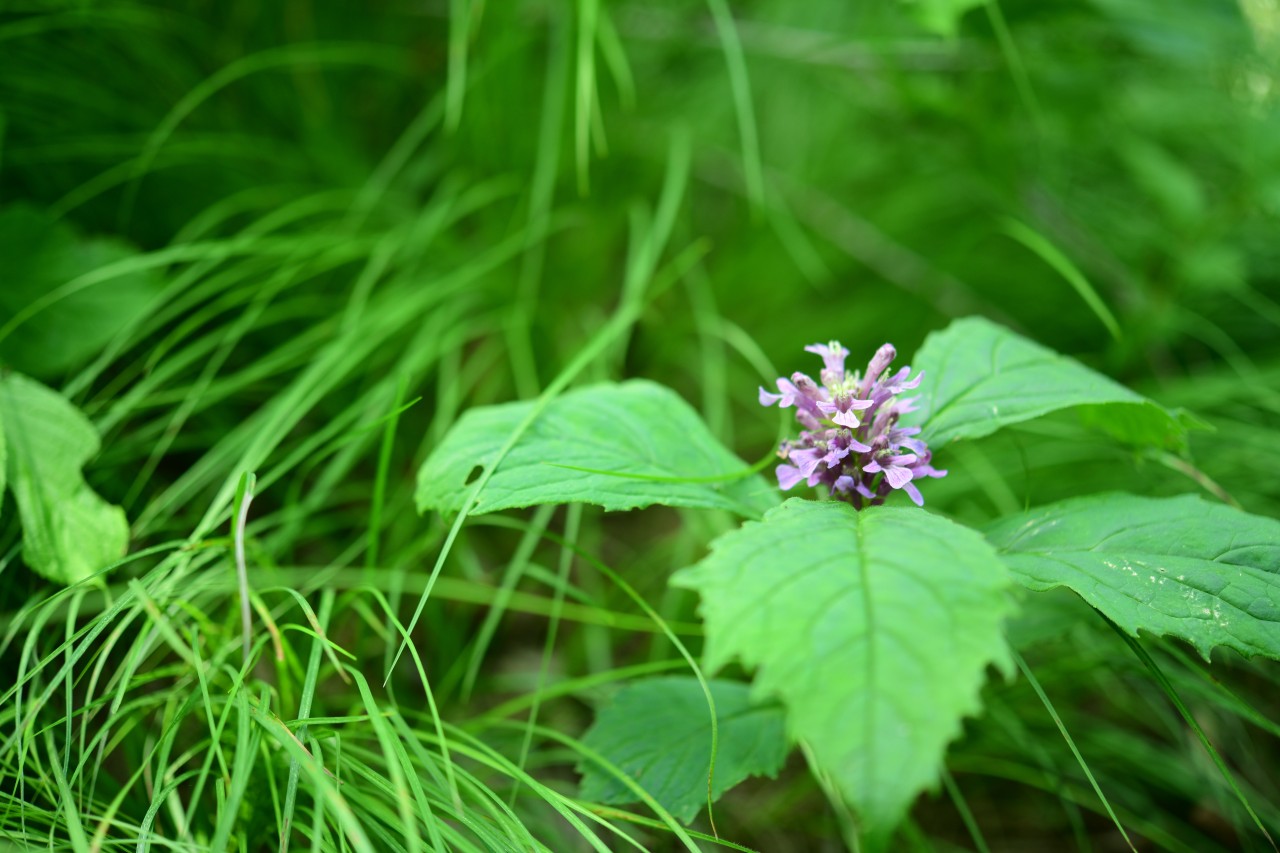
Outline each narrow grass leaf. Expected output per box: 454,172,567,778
42,730,88,853
705,0,764,211
281,589,335,853
574,0,599,194
1113,628,1277,849
1000,218,1121,343
1011,650,1137,853
209,688,261,852
250,706,376,853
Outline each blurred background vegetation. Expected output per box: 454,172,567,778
2,0,1280,850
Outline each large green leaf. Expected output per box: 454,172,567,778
0,373,128,585
577,676,788,822
671,499,1013,840
986,493,1280,660
905,316,1186,448
416,380,778,517
0,204,162,378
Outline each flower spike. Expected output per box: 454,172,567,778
759,340,946,509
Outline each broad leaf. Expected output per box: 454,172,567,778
416,380,778,517
905,316,1186,448
986,493,1280,660
0,373,128,585
578,676,788,822
671,499,1013,840
0,204,162,377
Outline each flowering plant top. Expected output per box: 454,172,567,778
759,341,946,508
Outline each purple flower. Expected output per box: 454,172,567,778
760,340,946,509
804,340,850,387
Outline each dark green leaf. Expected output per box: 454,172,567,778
671,499,1013,838
0,204,162,377
578,677,788,822
416,380,778,517
986,492,1280,660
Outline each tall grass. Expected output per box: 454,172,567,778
2,0,1279,849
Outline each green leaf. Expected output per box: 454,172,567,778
577,676,788,822
0,204,162,378
904,0,985,38
986,493,1280,661
905,316,1186,448
671,499,1013,839
0,373,128,585
0,409,6,518
416,380,778,517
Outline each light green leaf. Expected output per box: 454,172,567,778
0,373,128,585
904,0,985,38
906,316,1186,448
671,499,1013,839
986,493,1280,660
578,676,788,822
0,204,162,378
416,380,778,517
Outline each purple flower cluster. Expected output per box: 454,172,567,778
759,341,946,508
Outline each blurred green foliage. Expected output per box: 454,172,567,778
4,0,1277,512
2,0,1279,849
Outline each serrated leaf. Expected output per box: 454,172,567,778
0,373,128,585
577,676,788,822
985,493,1280,660
905,316,1186,449
671,499,1013,839
0,204,162,377
416,380,778,517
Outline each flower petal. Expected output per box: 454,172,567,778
804,340,849,380
775,378,802,407
832,410,862,429
883,464,914,490
821,444,851,468
860,343,896,396
776,465,806,490
789,447,825,477
897,437,928,455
